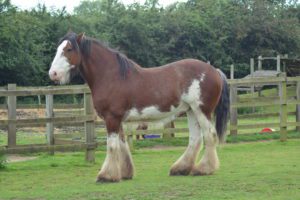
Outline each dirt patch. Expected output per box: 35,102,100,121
0,108,84,133
6,155,38,163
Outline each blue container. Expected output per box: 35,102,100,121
144,134,160,139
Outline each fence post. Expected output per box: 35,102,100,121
127,134,134,151
276,55,282,97
230,64,234,79
250,58,254,92
296,80,300,132
250,58,254,76
46,94,54,155
84,91,95,163
276,55,281,72
279,73,287,141
257,56,263,96
7,84,17,147
37,95,42,105
230,84,238,136
163,121,175,138
258,55,262,71
250,58,255,112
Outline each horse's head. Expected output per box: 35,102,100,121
49,32,84,84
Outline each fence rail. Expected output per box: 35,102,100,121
0,74,299,159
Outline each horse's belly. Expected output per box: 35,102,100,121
124,102,189,122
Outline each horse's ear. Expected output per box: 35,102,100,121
67,28,73,34
77,32,85,44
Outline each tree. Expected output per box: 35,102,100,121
0,0,299,85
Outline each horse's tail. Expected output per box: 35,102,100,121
215,69,230,143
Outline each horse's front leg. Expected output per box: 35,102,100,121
96,116,134,182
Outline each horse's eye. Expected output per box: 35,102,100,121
67,48,72,52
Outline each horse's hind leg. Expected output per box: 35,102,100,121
169,110,202,176
190,107,219,175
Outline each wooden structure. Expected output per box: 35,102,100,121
230,55,299,97
231,55,300,79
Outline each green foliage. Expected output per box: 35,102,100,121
0,0,299,85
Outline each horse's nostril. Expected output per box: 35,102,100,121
49,70,58,80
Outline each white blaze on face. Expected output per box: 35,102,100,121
49,40,74,84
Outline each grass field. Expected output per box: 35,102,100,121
0,139,299,200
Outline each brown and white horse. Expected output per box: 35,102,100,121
49,32,229,182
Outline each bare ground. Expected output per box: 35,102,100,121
6,155,38,163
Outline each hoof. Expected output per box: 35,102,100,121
169,167,191,176
96,174,121,183
190,169,213,176
191,164,215,176
122,176,133,180
96,177,120,183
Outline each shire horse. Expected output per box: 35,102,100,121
49,32,230,182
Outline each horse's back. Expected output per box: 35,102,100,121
159,58,221,92
147,58,210,71
133,58,222,108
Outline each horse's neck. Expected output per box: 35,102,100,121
81,44,120,91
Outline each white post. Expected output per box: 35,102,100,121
230,64,234,79
258,56,262,71
276,55,281,72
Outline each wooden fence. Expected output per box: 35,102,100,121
0,74,299,160
0,84,184,160
228,73,300,141
0,84,97,162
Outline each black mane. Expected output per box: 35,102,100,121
59,32,135,79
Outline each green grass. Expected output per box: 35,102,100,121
226,130,300,143
236,115,297,134
0,153,6,169
0,139,299,200
239,85,297,113
0,130,46,146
